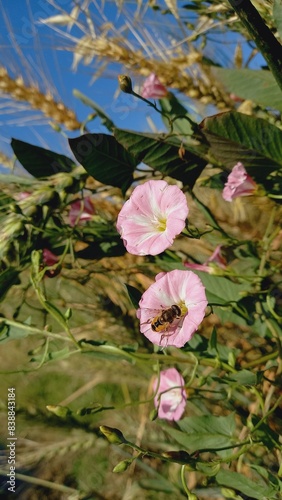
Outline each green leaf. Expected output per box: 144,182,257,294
11,138,75,177
165,414,236,453
211,68,282,112
200,111,282,182
273,0,282,42
125,284,142,309
68,134,137,194
0,268,20,302
208,326,217,350
251,415,280,450
31,347,71,363
194,271,252,305
0,318,31,343
226,369,257,386
216,469,278,499
114,128,207,188
73,89,115,131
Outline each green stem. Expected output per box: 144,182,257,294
190,191,232,240
0,318,73,342
131,90,173,130
251,394,282,434
242,350,279,369
181,465,198,499
227,0,282,91
217,443,252,464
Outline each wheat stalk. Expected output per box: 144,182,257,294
73,36,234,109
0,67,81,130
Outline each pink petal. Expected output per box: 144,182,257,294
141,74,168,99
117,180,188,256
137,270,207,347
42,248,59,266
153,368,187,421
69,197,95,226
222,162,257,202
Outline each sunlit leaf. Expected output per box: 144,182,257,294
211,68,282,112
165,414,236,453
226,369,257,386
114,128,207,188
200,111,282,183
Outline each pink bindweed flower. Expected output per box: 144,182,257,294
136,269,208,348
153,368,187,421
222,162,257,202
42,248,61,278
184,245,227,274
13,192,31,201
141,74,168,99
69,197,95,226
42,248,59,266
116,180,188,256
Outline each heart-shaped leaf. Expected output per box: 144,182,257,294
69,133,137,194
11,138,75,177
212,67,282,112
200,111,282,183
114,128,207,188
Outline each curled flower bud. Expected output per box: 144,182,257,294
46,405,71,417
118,75,133,94
113,459,133,473
100,425,126,444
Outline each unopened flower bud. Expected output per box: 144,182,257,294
46,405,71,417
118,75,133,94
187,494,198,500
100,425,126,444
113,458,133,473
149,408,158,421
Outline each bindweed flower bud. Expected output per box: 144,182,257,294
149,408,158,421
118,75,133,94
46,405,71,417
187,494,198,500
100,425,126,444
113,458,133,473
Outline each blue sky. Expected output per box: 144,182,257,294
0,1,264,174
0,1,159,170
